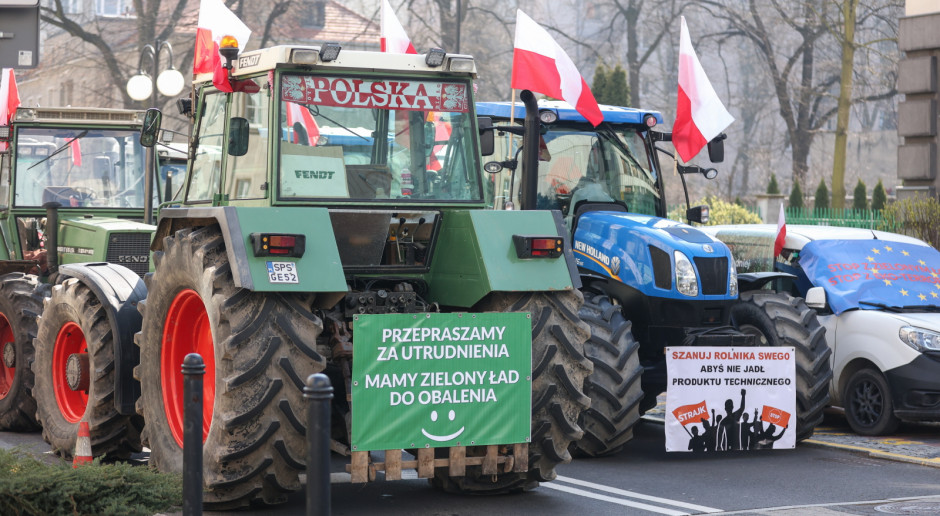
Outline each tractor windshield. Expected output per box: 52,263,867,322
12,127,151,208
277,74,481,202
488,122,660,217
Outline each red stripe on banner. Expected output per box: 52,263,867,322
380,37,387,52
511,49,564,100
673,84,707,163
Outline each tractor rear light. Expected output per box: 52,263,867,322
643,114,658,128
250,233,305,258
513,235,563,259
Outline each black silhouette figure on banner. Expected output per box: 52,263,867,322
717,389,747,451
688,426,707,452
755,422,788,449
701,410,718,452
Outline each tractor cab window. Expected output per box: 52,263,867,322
225,77,269,200
488,123,660,217
187,92,227,203
276,74,481,202
12,128,151,208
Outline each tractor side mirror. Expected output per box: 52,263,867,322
478,116,495,156
228,117,249,157
139,108,163,148
707,133,726,163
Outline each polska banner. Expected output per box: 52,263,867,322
281,75,470,113
665,347,796,452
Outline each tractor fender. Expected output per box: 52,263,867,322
737,271,796,292
57,262,146,416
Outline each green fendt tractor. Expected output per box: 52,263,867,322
114,40,596,508
0,107,156,456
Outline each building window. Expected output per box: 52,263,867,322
302,1,326,29
96,0,133,17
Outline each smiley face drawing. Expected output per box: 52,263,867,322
421,409,465,442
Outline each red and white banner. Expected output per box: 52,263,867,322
281,76,469,113
511,9,602,126
381,0,417,54
673,16,734,163
194,0,251,92
666,347,795,452
774,201,787,257
285,101,320,145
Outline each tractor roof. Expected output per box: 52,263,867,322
12,107,144,126
475,99,664,126
195,45,478,84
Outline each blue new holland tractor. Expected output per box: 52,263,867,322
477,94,832,456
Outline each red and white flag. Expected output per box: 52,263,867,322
194,0,251,93
673,16,734,163
381,0,417,54
511,9,602,126
285,101,320,146
774,201,786,257
70,138,83,167
0,68,18,151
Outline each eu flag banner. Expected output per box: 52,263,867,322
800,240,940,314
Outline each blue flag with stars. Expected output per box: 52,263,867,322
799,240,940,314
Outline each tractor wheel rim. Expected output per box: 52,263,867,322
736,324,768,345
161,289,214,447
53,321,88,423
0,314,14,399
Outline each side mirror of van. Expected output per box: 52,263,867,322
805,287,827,310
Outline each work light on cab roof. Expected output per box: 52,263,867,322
219,35,239,68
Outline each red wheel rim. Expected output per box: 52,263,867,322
53,321,88,423
0,314,14,399
162,289,214,447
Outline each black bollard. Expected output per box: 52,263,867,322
305,373,333,516
182,353,205,516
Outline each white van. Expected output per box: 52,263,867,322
704,224,940,435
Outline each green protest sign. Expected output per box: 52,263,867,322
351,312,532,452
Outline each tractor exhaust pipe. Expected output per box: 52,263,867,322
519,90,540,211
43,201,61,274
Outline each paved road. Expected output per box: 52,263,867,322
4,410,940,515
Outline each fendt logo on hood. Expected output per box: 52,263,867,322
116,255,148,263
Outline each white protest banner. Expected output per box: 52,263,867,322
665,347,796,452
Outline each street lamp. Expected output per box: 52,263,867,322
126,40,185,106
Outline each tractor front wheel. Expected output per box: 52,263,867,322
135,225,326,509
431,290,593,493
570,292,643,457
731,291,832,441
0,273,48,431
32,278,143,458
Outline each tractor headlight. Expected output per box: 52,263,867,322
729,264,738,297
674,251,698,297
899,326,940,352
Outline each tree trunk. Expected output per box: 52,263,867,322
831,0,858,210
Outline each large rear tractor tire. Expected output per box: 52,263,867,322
135,225,326,509
731,291,832,441
0,273,48,431
32,278,143,459
570,292,643,457
431,290,593,493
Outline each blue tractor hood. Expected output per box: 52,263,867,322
572,212,737,301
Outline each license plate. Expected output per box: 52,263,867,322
266,261,299,284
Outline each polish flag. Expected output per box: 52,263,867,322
70,138,83,167
673,16,734,163
286,101,320,146
193,0,251,92
511,9,602,127
774,201,786,257
381,0,417,54
0,68,19,152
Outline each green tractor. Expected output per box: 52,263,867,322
0,107,157,458
113,41,597,508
